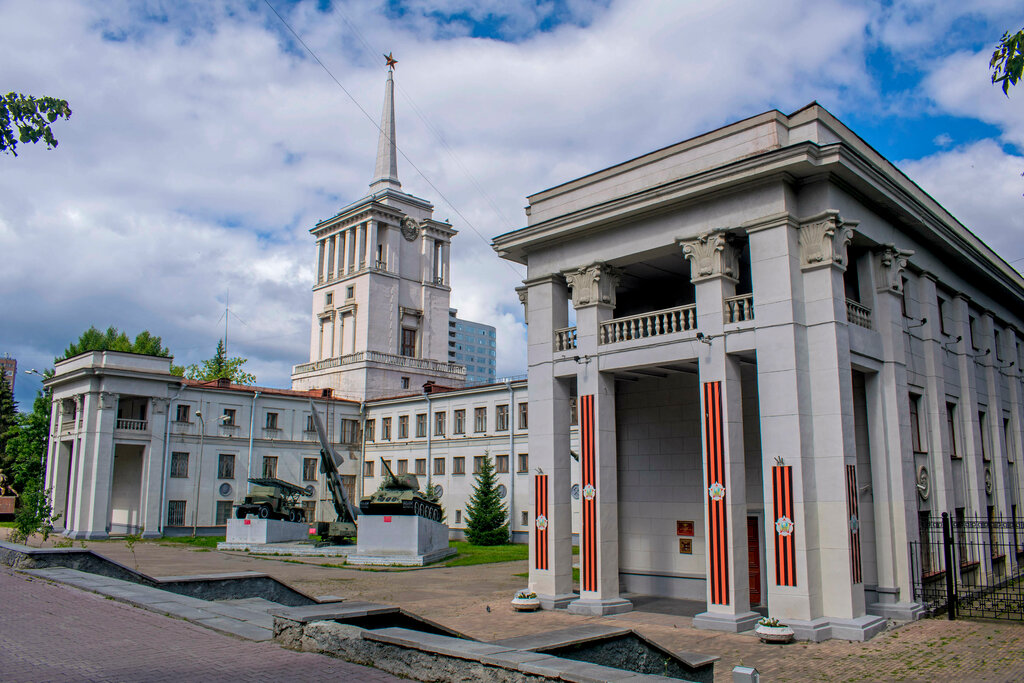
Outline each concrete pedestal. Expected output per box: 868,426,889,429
225,518,310,544
347,514,456,567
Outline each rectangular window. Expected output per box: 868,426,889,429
382,459,392,476
265,412,278,430
401,328,417,357
262,456,277,479
341,419,360,444
909,394,924,453
517,453,528,473
415,459,426,475
937,295,949,335
496,404,509,431
454,409,466,434
518,402,528,429
495,454,509,473
364,460,375,477
215,500,233,526
473,455,485,474
306,415,315,431
346,285,354,299
325,291,333,306
900,277,909,317
401,377,410,389
222,408,236,426
303,457,318,481
175,404,190,423
365,419,375,442
474,407,487,433
570,397,578,425
521,510,529,526
301,501,315,523
398,460,408,475
453,457,466,475
170,452,189,478
947,402,960,458
217,454,234,480
399,415,409,439
434,411,446,436
455,509,462,524
434,458,445,475
167,500,186,526
416,413,427,438
381,417,392,441
979,411,989,461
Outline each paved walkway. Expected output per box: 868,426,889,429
0,567,401,682
7,533,1024,681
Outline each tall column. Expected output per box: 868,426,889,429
366,220,379,269
917,273,956,517
142,398,168,538
981,315,1014,557
317,239,326,283
951,295,988,541
357,223,367,269
525,275,575,608
336,230,346,276
327,235,337,280
680,231,759,632
562,263,631,615
346,226,357,274
68,391,116,539
864,245,921,619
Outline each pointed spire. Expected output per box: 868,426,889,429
370,61,401,193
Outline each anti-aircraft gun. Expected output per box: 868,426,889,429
360,458,443,521
308,399,359,544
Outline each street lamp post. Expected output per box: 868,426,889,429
193,410,228,537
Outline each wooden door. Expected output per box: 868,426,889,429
747,516,762,606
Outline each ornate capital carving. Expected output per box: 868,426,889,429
798,211,854,271
678,230,739,283
875,244,914,293
515,285,528,321
563,263,621,308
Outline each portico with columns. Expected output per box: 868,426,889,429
490,103,1024,641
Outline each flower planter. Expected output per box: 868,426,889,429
755,624,794,644
511,596,541,612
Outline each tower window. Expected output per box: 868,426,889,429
401,328,417,357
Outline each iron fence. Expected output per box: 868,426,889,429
911,513,1024,621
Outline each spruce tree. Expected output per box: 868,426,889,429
464,453,508,546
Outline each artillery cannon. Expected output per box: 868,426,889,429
235,477,313,523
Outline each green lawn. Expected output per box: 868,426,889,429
445,541,529,567
157,535,225,549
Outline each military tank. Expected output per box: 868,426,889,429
359,459,443,522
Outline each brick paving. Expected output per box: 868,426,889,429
0,567,401,682
6,532,1024,681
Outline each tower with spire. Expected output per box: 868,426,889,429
291,56,463,400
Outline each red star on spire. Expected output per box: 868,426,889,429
384,52,398,70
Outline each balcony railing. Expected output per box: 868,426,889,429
294,350,467,377
725,294,754,324
554,327,578,351
116,419,148,431
599,304,697,345
846,299,872,329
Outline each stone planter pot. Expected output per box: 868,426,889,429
755,624,794,644
511,597,541,612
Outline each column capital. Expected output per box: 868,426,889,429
798,210,855,271
679,230,739,283
515,285,529,321
875,244,914,294
562,263,621,308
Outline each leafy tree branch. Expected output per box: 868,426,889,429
1,92,72,156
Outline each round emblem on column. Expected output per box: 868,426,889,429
708,482,726,502
570,484,580,500
535,514,548,531
916,466,930,500
775,515,794,537
985,467,993,495
582,483,596,501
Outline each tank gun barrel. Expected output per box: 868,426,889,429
380,457,397,484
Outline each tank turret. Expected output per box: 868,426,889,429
359,459,442,521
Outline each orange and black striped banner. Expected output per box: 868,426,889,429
580,394,597,593
772,465,797,586
534,474,549,570
703,381,729,605
846,464,862,584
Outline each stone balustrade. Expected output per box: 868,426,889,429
294,351,466,377
846,299,872,329
554,326,578,351
724,294,754,323
599,304,697,345
115,419,148,431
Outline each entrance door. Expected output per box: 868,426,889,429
747,516,762,606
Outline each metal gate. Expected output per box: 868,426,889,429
911,513,1024,621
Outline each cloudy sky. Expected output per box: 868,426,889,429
2,0,1022,408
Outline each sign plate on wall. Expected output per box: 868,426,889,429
676,520,694,536
679,538,692,554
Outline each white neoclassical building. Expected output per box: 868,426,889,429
494,103,1024,640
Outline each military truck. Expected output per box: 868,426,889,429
235,477,314,523
360,459,443,522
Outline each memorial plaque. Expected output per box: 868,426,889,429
676,520,694,536
679,538,692,554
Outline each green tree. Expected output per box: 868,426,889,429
59,326,183,375
991,28,1024,95
1,92,72,157
185,339,256,385
464,453,509,546
2,391,51,494
0,373,16,462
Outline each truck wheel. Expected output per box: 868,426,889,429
288,509,301,523
235,508,247,519
258,504,271,519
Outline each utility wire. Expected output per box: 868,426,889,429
262,0,523,279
